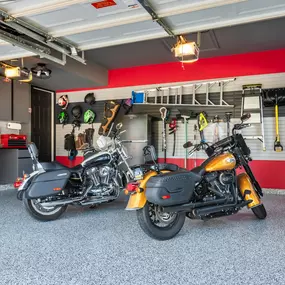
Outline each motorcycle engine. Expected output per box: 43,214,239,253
85,165,118,196
203,171,234,200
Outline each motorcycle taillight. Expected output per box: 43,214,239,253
126,182,139,192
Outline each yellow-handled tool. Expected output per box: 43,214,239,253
274,93,283,152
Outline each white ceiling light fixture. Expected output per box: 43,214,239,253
172,35,200,63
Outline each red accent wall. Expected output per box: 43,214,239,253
56,48,285,189
57,48,285,93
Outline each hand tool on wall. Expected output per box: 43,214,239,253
274,92,283,152
193,124,198,167
263,88,285,152
225,112,232,137
160,107,168,163
177,113,190,168
169,118,177,156
213,115,221,143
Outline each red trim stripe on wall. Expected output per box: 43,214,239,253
55,156,285,189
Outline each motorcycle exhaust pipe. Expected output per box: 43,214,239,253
79,195,117,206
194,200,250,216
40,197,83,207
163,197,227,213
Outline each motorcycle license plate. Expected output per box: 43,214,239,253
133,166,144,181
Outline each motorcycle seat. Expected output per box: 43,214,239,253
41,162,83,173
135,163,183,172
191,166,206,176
152,163,183,172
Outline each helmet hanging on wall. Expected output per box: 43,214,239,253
71,105,82,119
84,93,96,105
72,119,81,130
57,95,69,110
58,110,68,125
84,109,96,124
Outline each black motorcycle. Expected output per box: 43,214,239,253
17,123,135,221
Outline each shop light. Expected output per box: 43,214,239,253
4,66,21,78
173,35,199,63
19,68,33,83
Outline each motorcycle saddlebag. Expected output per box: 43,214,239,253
146,171,201,206
26,169,71,199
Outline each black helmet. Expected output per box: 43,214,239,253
71,105,82,119
72,119,81,130
84,93,96,105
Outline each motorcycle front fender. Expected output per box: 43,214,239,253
125,170,170,210
237,172,261,208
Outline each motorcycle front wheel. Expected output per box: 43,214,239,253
136,201,186,240
23,197,67,221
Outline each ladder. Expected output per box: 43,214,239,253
241,84,266,151
132,78,236,108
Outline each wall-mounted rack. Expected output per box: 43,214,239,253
132,78,236,108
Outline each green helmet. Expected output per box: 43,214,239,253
58,110,68,125
84,109,96,124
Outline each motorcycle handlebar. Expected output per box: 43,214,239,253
212,136,234,149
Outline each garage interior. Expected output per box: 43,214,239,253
1,0,285,284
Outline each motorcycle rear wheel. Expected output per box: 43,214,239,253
252,204,267,219
137,201,185,240
23,198,67,221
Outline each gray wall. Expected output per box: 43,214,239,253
13,80,31,140
0,77,31,139
0,80,12,120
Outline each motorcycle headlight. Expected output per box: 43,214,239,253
97,136,113,150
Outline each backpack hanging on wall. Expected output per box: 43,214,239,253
64,132,76,152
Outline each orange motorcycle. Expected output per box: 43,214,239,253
125,114,266,240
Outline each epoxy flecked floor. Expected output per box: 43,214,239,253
1,190,285,285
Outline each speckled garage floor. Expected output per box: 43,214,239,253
1,190,285,285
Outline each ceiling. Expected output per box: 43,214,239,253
0,0,284,90
86,16,285,69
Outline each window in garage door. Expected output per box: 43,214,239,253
31,87,54,162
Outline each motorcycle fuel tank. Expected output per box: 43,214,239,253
81,152,112,168
205,153,236,172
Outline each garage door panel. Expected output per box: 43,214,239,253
0,0,54,13
168,0,285,34
66,20,167,47
20,1,148,33
0,45,34,61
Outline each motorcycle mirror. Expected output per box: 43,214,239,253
116,123,123,130
241,113,251,122
183,141,193,149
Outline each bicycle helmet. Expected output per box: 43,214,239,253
58,110,68,125
84,93,96,105
84,109,96,124
71,105,82,119
57,95,69,110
